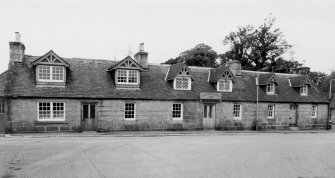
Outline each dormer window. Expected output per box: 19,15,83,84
116,69,139,84
267,82,275,94
174,77,191,90
217,79,232,92
166,63,194,91
38,65,65,82
300,85,308,96
31,50,70,87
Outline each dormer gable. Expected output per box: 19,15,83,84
289,76,312,88
208,66,236,83
108,56,145,71
165,62,194,81
258,73,279,86
108,56,145,89
165,63,193,90
31,50,70,67
31,50,69,87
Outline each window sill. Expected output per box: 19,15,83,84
35,121,68,125
233,118,242,120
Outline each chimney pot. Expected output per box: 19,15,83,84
134,43,148,68
139,43,144,52
15,32,21,42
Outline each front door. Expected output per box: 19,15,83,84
81,103,97,131
289,104,298,127
203,104,215,129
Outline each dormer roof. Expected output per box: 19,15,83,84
258,73,279,85
208,66,236,83
107,56,145,71
289,76,312,87
166,62,194,81
31,50,70,67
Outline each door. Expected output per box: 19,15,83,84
203,104,215,129
81,103,97,131
289,104,298,127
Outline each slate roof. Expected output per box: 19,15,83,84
289,76,311,87
1,55,328,103
320,74,335,108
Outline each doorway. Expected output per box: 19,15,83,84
81,103,97,131
203,104,215,129
289,104,298,127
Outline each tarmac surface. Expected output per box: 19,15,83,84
1,131,335,178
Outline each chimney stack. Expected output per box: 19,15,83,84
134,43,148,68
226,59,241,76
9,32,25,67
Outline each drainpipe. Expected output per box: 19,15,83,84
328,79,335,130
256,72,259,131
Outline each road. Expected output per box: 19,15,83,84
1,133,335,178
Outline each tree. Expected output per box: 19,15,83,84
222,16,292,71
309,71,328,88
163,43,218,67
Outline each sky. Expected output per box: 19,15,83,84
0,0,334,74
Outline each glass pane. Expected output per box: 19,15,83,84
90,104,95,118
203,105,207,118
83,104,89,118
208,105,213,118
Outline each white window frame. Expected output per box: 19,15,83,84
116,69,139,85
267,83,275,94
267,104,275,118
37,65,65,82
37,102,65,121
173,77,191,90
233,104,242,120
311,105,317,118
0,102,4,114
300,85,308,96
172,103,183,120
217,79,233,92
124,102,136,120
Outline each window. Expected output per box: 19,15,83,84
38,65,65,82
38,102,65,121
204,104,213,118
125,103,135,120
300,85,308,96
0,102,4,114
217,80,232,92
174,77,191,90
311,105,317,118
267,83,275,94
233,104,242,119
83,104,95,119
267,104,275,118
172,103,183,120
117,70,138,84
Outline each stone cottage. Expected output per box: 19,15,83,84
0,33,330,133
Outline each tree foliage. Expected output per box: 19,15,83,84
309,71,328,88
222,16,292,72
163,43,218,67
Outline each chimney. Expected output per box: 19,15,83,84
293,67,310,75
9,32,25,66
226,59,241,76
134,43,148,68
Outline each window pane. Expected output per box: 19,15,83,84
0,102,4,114
267,105,274,118
125,103,135,119
128,70,137,83
208,105,213,118
203,105,207,118
52,66,64,81
53,103,64,118
233,104,241,118
90,104,95,118
83,104,89,118
173,104,182,118
117,70,127,83
175,77,190,90
38,102,51,119
38,66,51,80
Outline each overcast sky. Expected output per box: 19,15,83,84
0,0,334,74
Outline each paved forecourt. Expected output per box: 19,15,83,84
1,133,335,178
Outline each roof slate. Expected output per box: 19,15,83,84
208,66,235,83
0,71,7,96
5,55,329,103
289,76,311,87
258,73,278,85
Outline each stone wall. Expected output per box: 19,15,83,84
215,102,328,130
98,100,202,131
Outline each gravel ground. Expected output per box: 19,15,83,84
1,132,335,178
